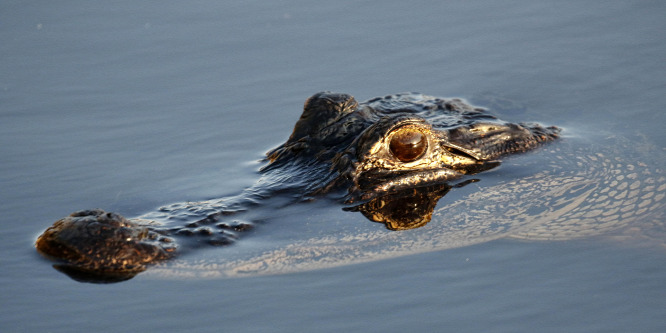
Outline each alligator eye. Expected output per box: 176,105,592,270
388,128,427,162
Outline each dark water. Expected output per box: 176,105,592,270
2,1,665,332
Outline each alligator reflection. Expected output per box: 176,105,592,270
51,180,478,283
52,264,142,284
347,180,477,230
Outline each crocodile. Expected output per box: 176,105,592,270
35,92,665,282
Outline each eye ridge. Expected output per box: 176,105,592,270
388,127,428,162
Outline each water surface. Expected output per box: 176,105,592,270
1,1,665,332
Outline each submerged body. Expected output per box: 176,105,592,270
150,133,664,279
35,92,664,282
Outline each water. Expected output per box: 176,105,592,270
1,1,665,332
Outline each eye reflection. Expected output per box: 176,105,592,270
346,180,479,231
388,127,427,162
346,183,450,230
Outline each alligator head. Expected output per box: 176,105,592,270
266,92,560,203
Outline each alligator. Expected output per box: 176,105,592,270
35,92,665,282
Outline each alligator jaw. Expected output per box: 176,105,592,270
443,122,561,161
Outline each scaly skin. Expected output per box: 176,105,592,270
36,92,560,282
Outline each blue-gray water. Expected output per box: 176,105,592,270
1,1,665,332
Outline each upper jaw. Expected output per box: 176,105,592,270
348,120,559,201
441,121,561,161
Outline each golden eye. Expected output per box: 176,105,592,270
389,128,427,162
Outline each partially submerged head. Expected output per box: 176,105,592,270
267,92,560,202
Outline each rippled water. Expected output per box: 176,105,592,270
1,1,665,332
